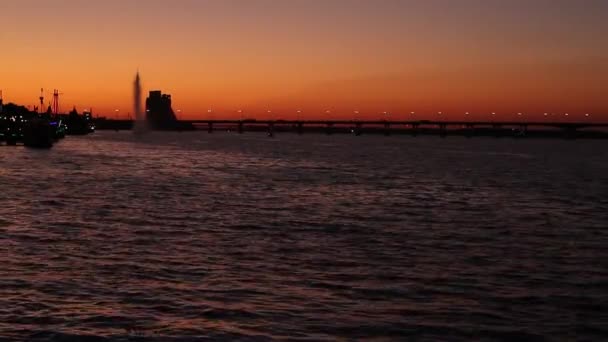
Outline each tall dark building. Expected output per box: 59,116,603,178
145,90,177,129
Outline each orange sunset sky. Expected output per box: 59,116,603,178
1,0,607,121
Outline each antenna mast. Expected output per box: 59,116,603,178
39,88,44,114
52,89,63,116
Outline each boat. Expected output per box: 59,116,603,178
23,118,54,148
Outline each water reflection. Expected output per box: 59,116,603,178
1,132,607,340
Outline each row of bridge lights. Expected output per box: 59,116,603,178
223,110,594,119
113,108,593,119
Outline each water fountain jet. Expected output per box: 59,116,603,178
133,71,148,134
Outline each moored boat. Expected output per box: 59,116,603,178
23,118,54,148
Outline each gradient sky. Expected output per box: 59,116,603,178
2,0,607,120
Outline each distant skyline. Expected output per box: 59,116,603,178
1,0,607,120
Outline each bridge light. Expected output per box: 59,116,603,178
585,113,590,117
565,113,569,116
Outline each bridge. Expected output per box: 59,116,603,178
183,119,608,138
93,119,608,138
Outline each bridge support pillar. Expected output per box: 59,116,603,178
238,121,244,134
516,124,527,137
297,122,303,135
439,124,447,138
564,126,578,139
326,123,334,135
267,123,275,137
208,122,213,133
354,122,362,136
384,122,391,136
492,124,503,138
465,124,474,138
411,124,419,137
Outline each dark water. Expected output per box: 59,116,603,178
1,132,607,341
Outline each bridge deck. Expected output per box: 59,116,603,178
185,120,608,128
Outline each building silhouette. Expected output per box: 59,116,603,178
145,90,177,129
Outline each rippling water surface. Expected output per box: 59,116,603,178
1,132,607,341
